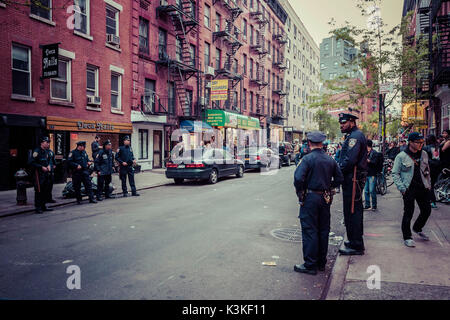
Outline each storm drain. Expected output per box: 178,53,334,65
270,228,302,243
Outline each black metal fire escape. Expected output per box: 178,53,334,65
431,0,450,86
156,0,199,118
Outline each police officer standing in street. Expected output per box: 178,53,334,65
46,144,57,204
91,135,101,160
337,113,368,255
116,136,140,197
294,131,344,275
95,139,114,201
68,141,97,204
29,137,54,214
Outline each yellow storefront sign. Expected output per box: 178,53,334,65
211,79,229,101
402,101,427,122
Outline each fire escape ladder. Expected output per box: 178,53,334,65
172,66,191,116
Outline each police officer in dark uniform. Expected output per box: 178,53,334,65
46,145,57,203
95,139,114,201
116,136,140,197
68,141,97,204
29,137,54,214
294,131,344,275
91,135,101,160
337,113,368,255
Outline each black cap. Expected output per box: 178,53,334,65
103,139,112,147
408,132,424,142
339,113,359,123
76,141,86,147
307,131,327,143
123,135,130,141
40,136,50,143
367,139,373,147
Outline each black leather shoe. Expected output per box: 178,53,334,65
132,193,140,197
339,247,365,255
97,196,103,201
35,209,43,214
48,199,57,203
43,207,54,211
89,199,97,204
294,264,317,275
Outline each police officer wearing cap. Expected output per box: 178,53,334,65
68,141,97,204
95,139,114,201
294,131,344,275
46,144,57,204
116,136,139,197
338,113,368,255
29,137,54,214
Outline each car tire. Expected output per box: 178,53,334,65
174,178,184,185
236,165,244,178
208,169,218,184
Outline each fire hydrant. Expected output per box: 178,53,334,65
15,169,28,205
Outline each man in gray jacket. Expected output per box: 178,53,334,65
392,132,432,247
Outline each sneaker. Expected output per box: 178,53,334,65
372,207,377,211
414,231,430,241
431,202,438,209
404,239,416,247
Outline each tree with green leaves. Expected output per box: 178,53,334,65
313,108,341,141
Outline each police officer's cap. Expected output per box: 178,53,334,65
103,139,112,147
76,141,86,147
408,132,424,142
338,113,358,123
123,135,130,141
40,136,50,143
307,131,327,143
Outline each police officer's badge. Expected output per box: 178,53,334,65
103,154,108,159
349,138,357,149
33,151,38,158
68,152,72,158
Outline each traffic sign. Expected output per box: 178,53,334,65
380,83,394,94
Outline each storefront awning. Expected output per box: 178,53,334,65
46,116,132,134
180,120,213,132
203,110,260,130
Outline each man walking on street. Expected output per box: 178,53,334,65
68,141,97,205
95,140,114,201
392,132,432,247
116,136,140,197
293,131,343,275
337,113,368,256
29,137,54,214
364,140,382,211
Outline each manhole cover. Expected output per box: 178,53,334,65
270,228,302,243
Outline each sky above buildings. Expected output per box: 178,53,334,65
289,0,404,47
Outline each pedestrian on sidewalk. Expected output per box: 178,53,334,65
293,131,343,275
364,139,382,211
337,113,367,256
116,136,140,197
392,132,432,248
28,136,54,214
68,141,97,205
95,140,114,201
423,134,440,209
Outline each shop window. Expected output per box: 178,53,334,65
12,44,32,97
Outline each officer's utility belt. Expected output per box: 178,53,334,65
306,189,333,205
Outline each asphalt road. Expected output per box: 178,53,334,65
0,165,346,300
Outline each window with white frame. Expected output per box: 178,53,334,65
74,0,89,35
106,5,119,36
111,72,122,110
86,65,99,98
12,44,32,97
51,58,71,101
31,0,51,21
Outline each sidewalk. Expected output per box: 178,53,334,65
0,169,172,218
325,189,450,300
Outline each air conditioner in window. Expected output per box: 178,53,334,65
107,34,120,46
205,66,215,76
87,96,101,105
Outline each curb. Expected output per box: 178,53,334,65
320,243,350,300
0,181,172,219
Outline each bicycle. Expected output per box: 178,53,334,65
434,168,450,203
376,159,394,195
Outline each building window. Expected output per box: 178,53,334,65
205,88,211,108
204,42,210,67
243,89,247,110
74,0,90,35
249,59,253,78
144,79,155,112
111,72,122,110
31,0,51,21
250,92,253,112
176,37,182,61
12,44,31,97
138,129,148,160
106,5,119,36
51,59,71,101
243,54,247,75
250,25,254,45
158,28,167,59
168,81,175,114
139,17,149,54
204,4,210,28
215,48,221,69
86,65,99,98
215,12,221,32
242,19,247,39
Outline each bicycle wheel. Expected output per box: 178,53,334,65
378,176,387,195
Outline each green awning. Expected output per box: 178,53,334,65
203,109,260,130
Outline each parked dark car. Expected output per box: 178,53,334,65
278,142,295,166
237,147,281,171
165,148,245,184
